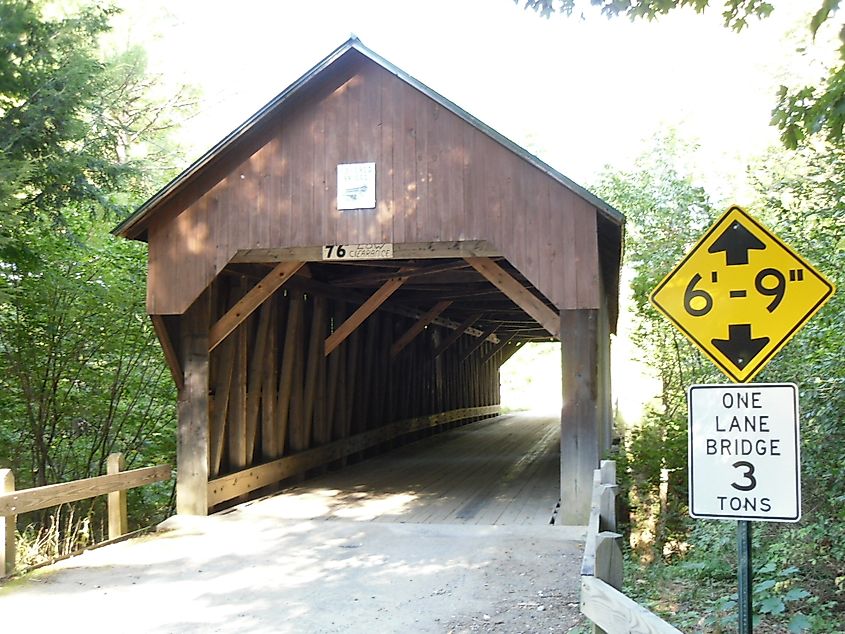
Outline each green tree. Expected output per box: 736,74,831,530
0,0,188,272
0,0,190,562
518,0,845,149
594,134,722,562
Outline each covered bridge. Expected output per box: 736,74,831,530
114,38,624,525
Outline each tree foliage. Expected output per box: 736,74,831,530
518,0,845,149
519,0,774,30
0,0,188,271
595,135,722,562
0,1,188,560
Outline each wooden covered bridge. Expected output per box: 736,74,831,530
114,38,624,525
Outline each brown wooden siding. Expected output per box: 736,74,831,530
146,59,599,316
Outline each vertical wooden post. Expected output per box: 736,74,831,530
302,296,327,447
342,328,361,444
326,303,345,441
560,308,600,525
177,290,210,516
288,303,307,453
227,320,248,471
245,300,272,461
107,453,128,540
209,335,235,477
1,469,14,576
276,292,304,456
598,294,613,457
313,343,329,446
261,298,280,460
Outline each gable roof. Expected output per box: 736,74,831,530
113,36,623,240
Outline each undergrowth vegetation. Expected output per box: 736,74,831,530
596,136,844,632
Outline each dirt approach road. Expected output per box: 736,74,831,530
0,512,586,633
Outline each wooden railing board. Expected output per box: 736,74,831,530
581,577,683,634
1,455,171,578
0,464,171,517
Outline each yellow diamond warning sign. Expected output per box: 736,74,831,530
650,205,835,382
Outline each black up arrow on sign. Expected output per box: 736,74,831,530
707,220,766,265
649,206,835,382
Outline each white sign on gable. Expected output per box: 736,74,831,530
688,383,801,522
337,162,376,210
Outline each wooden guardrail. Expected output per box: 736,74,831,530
580,460,682,634
208,404,501,506
0,453,171,578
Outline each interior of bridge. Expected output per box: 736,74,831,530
197,251,565,515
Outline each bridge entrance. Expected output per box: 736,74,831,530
115,37,623,524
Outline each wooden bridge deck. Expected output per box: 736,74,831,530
230,413,560,526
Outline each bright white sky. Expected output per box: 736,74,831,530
116,0,832,201
113,0,833,419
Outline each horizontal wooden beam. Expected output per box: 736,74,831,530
461,323,499,362
433,313,480,357
150,315,183,391
324,274,409,356
334,260,473,287
0,465,171,516
465,257,560,339
391,300,452,358
230,240,500,264
207,405,501,506
209,260,304,351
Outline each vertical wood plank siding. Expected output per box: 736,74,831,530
145,59,600,315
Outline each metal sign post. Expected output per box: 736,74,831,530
738,520,753,633
650,206,835,632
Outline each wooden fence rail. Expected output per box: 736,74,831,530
580,460,683,634
0,454,171,578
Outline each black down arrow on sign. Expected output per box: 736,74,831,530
707,220,766,265
711,324,770,370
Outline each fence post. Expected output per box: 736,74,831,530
598,460,618,533
107,454,128,540
1,469,15,576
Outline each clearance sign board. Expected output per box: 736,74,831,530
687,383,801,522
650,205,834,383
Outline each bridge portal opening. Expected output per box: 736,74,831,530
500,342,562,415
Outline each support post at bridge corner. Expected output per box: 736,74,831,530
560,308,602,525
1,468,14,576
176,289,211,516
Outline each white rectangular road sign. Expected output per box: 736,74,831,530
688,383,801,522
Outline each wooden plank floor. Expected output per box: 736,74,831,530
233,413,561,526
